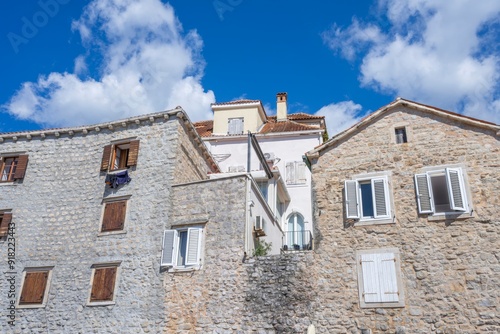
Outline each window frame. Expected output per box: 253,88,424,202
0,211,12,237
227,117,244,135
17,267,53,309
414,165,472,218
99,196,131,235
87,262,121,306
101,139,140,172
285,161,307,185
356,248,405,309
0,154,29,183
161,226,204,271
345,172,394,225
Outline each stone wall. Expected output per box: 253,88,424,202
308,107,500,333
0,114,209,333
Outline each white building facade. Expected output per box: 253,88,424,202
195,93,326,251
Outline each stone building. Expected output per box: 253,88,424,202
305,98,500,333
0,108,283,333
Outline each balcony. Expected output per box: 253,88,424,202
282,230,313,251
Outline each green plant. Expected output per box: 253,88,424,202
253,239,272,256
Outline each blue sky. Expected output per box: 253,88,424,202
1,0,499,136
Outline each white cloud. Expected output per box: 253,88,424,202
314,101,363,137
323,0,500,124
3,0,215,127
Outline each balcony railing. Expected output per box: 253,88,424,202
282,230,313,251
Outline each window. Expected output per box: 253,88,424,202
395,127,407,144
161,227,203,269
356,249,405,308
286,161,307,185
88,264,120,305
227,118,244,135
101,140,140,171
257,180,268,201
0,155,28,182
414,167,470,215
345,175,392,223
0,212,12,237
18,268,52,308
100,199,128,232
285,213,311,251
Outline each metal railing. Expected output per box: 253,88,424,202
282,230,313,251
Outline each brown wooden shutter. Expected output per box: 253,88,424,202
19,271,48,304
126,140,140,167
13,155,29,180
0,213,12,237
90,267,117,302
101,201,127,232
101,145,112,171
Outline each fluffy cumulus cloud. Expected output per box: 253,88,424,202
314,101,363,137
3,0,215,127
323,0,500,124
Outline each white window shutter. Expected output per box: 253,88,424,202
378,252,399,302
345,180,360,219
371,178,390,218
185,228,202,266
236,118,243,134
445,168,467,211
286,162,295,184
414,173,434,214
161,230,178,266
360,253,381,303
296,162,307,184
228,119,235,134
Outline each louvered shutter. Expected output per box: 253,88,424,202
414,173,434,214
360,253,381,303
379,252,399,302
371,178,390,218
161,230,178,266
234,118,244,134
345,180,360,219
296,162,307,184
101,145,112,171
90,267,117,302
445,168,467,211
20,271,48,304
101,201,127,232
13,155,29,180
286,162,295,184
126,140,140,167
0,213,12,237
185,228,202,266
228,119,235,134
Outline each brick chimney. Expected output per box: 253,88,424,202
276,92,288,122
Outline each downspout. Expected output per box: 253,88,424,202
245,175,252,255
247,131,251,172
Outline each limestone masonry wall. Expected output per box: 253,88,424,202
309,107,499,333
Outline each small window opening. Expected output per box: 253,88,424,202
395,127,407,144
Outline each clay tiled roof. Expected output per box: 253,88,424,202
193,113,325,137
211,99,261,106
260,119,323,134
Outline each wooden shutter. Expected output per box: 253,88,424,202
414,173,434,214
13,155,29,180
185,228,202,266
0,213,12,237
446,168,467,211
286,162,295,184
360,253,381,303
379,252,399,302
345,180,360,219
101,201,127,232
296,162,307,184
372,178,390,218
161,230,178,266
126,140,140,167
90,267,117,302
101,145,112,171
20,271,48,304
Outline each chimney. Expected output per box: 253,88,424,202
276,92,288,122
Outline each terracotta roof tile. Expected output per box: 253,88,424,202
268,113,325,121
211,99,261,106
260,120,321,133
